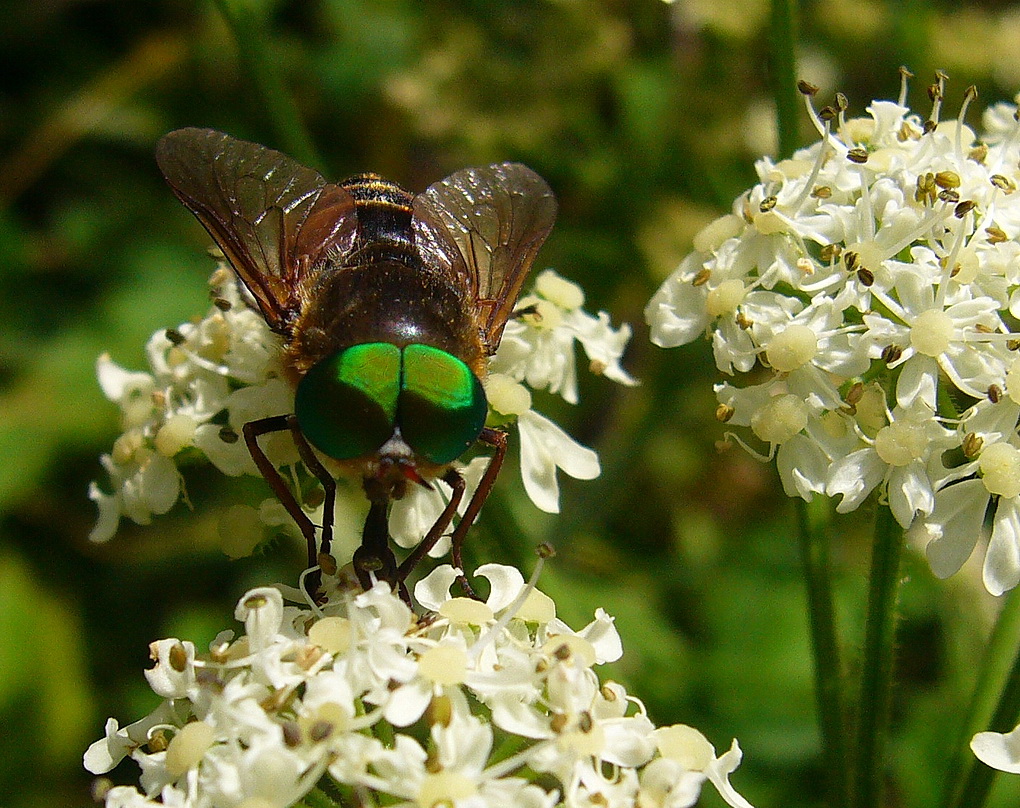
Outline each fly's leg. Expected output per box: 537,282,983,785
447,427,507,596
243,415,318,569
396,469,466,581
285,414,336,562
244,415,335,599
354,496,400,594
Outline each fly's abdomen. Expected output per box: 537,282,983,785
342,173,414,245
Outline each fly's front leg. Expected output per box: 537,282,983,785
396,468,466,581
285,414,336,562
448,427,507,596
354,497,399,592
243,415,317,569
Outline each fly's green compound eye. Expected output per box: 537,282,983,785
399,344,487,465
295,343,401,460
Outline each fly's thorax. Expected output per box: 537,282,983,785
293,341,489,470
286,257,486,378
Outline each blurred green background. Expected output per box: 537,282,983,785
3,0,1020,806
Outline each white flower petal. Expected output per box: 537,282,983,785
645,259,713,348
141,453,181,515
705,739,756,808
87,479,122,543
887,461,935,528
194,423,257,476
972,725,1020,773
567,310,638,387
577,607,623,664
384,677,432,727
601,714,657,767
83,702,177,775
235,587,285,651
827,448,885,514
490,697,552,740
776,434,828,501
896,354,938,409
144,639,196,699
390,479,452,551
918,479,989,579
985,497,1020,595
518,410,600,514
414,565,462,611
96,353,155,405
475,563,527,613
390,457,489,553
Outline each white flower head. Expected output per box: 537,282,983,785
88,269,283,544
647,76,1020,592
492,269,637,404
86,565,755,808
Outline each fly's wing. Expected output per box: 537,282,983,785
412,163,557,353
156,128,358,334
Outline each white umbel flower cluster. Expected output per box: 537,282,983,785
646,76,1020,595
85,564,753,808
88,266,633,551
88,266,286,543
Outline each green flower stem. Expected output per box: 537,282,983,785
299,784,339,808
795,497,850,808
770,0,800,159
852,504,904,808
211,0,321,169
945,585,1020,808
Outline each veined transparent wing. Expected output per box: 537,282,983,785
412,162,557,353
156,128,358,333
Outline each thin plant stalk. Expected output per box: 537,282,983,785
299,785,338,808
944,585,1020,808
795,497,850,808
770,0,800,159
211,0,321,169
852,504,904,808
